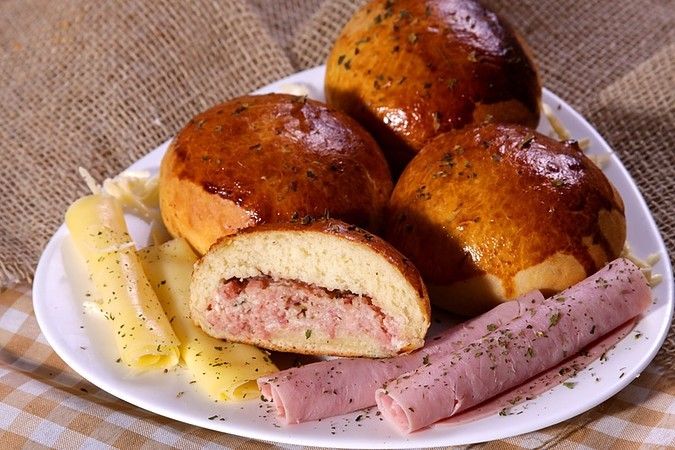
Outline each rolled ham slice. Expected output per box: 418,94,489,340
257,291,544,424
375,258,651,433
436,318,636,427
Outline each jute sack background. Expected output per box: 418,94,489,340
0,0,673,364
0,0,292,286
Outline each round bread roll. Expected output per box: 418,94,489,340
325,0,541,174
190,219,431,358
385,124,626,316
160,93,393,254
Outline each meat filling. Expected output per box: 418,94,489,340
205,275,401,349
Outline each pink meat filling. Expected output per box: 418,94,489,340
205,276,401,349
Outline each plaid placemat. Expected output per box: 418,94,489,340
2,286,673,448
1,0,674,447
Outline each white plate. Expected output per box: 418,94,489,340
34,66,674,448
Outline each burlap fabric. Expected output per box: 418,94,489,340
0,0,673,444
4,0,674,282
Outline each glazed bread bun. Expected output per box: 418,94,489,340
190,219,431,358
385,124,626,316
325,0,541,174
160,93,393,254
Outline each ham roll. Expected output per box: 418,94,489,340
257,291,544,424
436,318,637,428
375,258,651,433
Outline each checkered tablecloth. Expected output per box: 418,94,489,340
1,285,673,448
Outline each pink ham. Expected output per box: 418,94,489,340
257,290,544,424
436,318,636,427
210,276,395,345
375,258,651,433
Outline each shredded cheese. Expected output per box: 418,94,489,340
78,167,101,195
101,170,159,219
277,82,312,97
578,138,591,151
620,242,663,287
79,168,158,211
586,154,610,169
541,104,610,169
77,167,168,244
542,103,571,141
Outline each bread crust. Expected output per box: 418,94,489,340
160,94,393,254
325,0,541,173
385,124,626,315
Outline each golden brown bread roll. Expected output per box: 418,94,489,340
160,93,393,254
190,219,431,357
385,124,626,316
325,0,541,174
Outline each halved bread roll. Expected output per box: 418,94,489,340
190,219,431,357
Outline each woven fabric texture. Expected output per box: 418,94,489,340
0,0,293,286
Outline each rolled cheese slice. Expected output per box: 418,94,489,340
190,219,431,358
375,257,651,433
257,290,543,424
65,194,180,371
138,238,278,401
